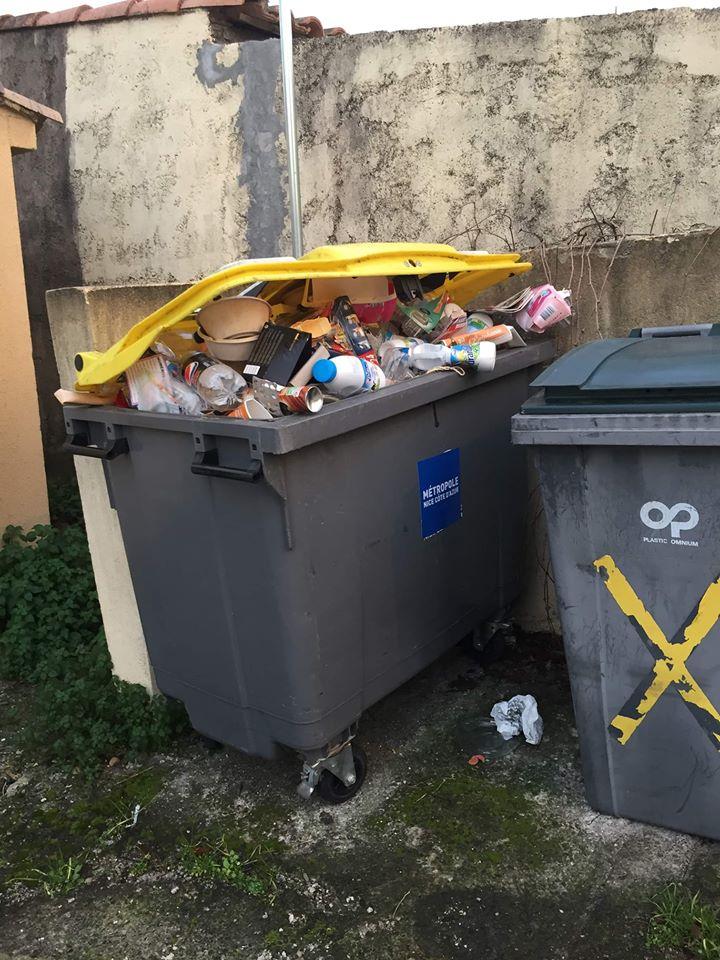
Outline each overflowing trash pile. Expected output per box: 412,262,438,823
59,261,571,421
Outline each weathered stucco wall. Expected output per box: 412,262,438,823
64,13,274,283
14,5,720,296
296,8,720,251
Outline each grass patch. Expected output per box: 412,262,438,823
180,833,282,900
64,767,167,835
0,522,187,772
647,884,720,959
12,853,84,897
1,767,167,891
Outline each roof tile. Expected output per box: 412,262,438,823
129,0,181,15
77,0,136,20
180,0,244,8
0,82,63,123
0,0,342,34
296,15,323,38
6,11,47,27
35,5,91,24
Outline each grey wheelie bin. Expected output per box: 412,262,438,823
64,343,552,800
512,323,720,839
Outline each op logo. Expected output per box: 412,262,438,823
640,501,699,541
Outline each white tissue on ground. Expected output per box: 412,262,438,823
490,694,543,745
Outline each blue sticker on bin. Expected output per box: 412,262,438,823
417,448,462,539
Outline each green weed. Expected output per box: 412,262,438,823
180,834,280,899
12,853,84,897
128,852,151,877
47,477,84,528
0,523,187,772
1,767,166,892
647,884,720,959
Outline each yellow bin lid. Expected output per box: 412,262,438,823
74,242,531,389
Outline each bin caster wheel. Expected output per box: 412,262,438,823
317,744,367,805
466,620,514,666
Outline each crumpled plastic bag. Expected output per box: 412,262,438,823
125,353,208,416
490,694,543,745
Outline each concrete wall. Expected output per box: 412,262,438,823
297,8,720,251
506,229,720,349
0,105,49,532
66,15,260,282
5,7,720,284
57,6,720,283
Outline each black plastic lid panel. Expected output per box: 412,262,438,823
524,323,720,414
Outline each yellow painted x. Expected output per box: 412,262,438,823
594,555,720,749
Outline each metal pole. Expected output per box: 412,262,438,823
279,0,303,258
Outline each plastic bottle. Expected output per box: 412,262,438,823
379,346,413,383
312,356,386,398
182,352,247,412
440,325,513,348
408,341,496,372
377,335,419,383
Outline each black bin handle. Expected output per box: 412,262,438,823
191,448,262,483
64,433,128,460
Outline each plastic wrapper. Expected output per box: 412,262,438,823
396,292,465,338
490,694,543,745
125,355,207,416
396,295,447,337
326,296,379,365
433,310,493,343
488,285,572,333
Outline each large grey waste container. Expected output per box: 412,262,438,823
64,343,551,800
512,323,720,839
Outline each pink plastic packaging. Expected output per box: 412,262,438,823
516,285,571,333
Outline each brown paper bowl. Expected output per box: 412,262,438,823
202,332,259,363
196,297,271,341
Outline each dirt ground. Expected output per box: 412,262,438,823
1,634,718,960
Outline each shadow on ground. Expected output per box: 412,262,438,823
0,634,718,959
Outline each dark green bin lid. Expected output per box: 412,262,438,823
523,323,720,414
